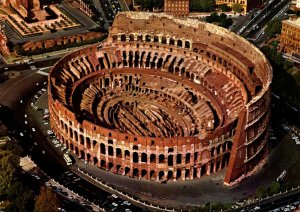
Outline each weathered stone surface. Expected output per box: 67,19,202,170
48,12,272,185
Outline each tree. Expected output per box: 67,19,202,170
269,182,281,195
34,186,60,212
219,17,233,28
219,4,230,12
190,0,216,12
0,154,19,195
265,19,282,37
205,12,219,23
232,3,243,13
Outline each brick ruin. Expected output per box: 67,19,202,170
21,31,105,52
48,12,272,185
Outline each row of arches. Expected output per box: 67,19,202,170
57,128,233,170
112,33,191,50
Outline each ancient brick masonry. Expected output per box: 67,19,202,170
48,12,272,185
22,32,104,52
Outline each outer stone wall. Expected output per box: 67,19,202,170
48,12,272,185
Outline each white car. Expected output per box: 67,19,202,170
32,128,36,132
25,121,28,125
24,114,27,118
20,132,24,137
112,202,118,207
111,194,118,199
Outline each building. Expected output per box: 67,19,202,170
0,30,10,56
164,0,189,18
2,0,41,18
280,16,300,56
49,12,272,185
215,0,261,14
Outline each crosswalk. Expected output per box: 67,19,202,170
36,70,49,76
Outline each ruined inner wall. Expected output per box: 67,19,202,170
48,12,272,184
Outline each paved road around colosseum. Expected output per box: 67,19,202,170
32,92,300,209
1,66,300,209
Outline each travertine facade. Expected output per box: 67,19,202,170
280,16,300,56
49,12,272,185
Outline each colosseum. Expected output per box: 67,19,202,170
48,12,272,185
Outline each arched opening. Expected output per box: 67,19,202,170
153,36,159,42
86,137,91,149
112,35,117,41
133,152,138,163
93,140,97,147
211,147,215,157
141,153,147,163
108,162,114,171
70,143,74,150
185,169,190,179
108,146,113,156
185,41,190,49
193,168,197,178
159,171,164,180
93,157,98,165
116,148,122,158
116,165,122,174
129,34,134,41
75,146,79,155
137,35,143,41
150,170,156,180
176,154,182,164
121,34,126,41
80,135,84,145
80,150,85,159
133,168,139,178
201,165,207,176
216,160,220,171
145,35,151,42
100,143,106,154
217,145,221,155
159,154,165,163
74,131,78,141
125,167,130,176
87,153,91,162
194,152,198,161
150,154,156,163
69,128,73,139
255,85,262,95
101,160,106,169
125,150,130,159
169,38,175,45
177,40,182,47
222,152,230,168
162,36,167,44
227,141,233,150
141,169,147,179
176,170,181,180
168,155,173,166
185,153,191,164
167,171,173,180
193,48,198,53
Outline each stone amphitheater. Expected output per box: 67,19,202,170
48,12,272,185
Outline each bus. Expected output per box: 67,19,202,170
63,154,73,166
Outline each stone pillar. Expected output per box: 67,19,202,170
197,166,201,178
182,169,186,180
207,163,211,175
